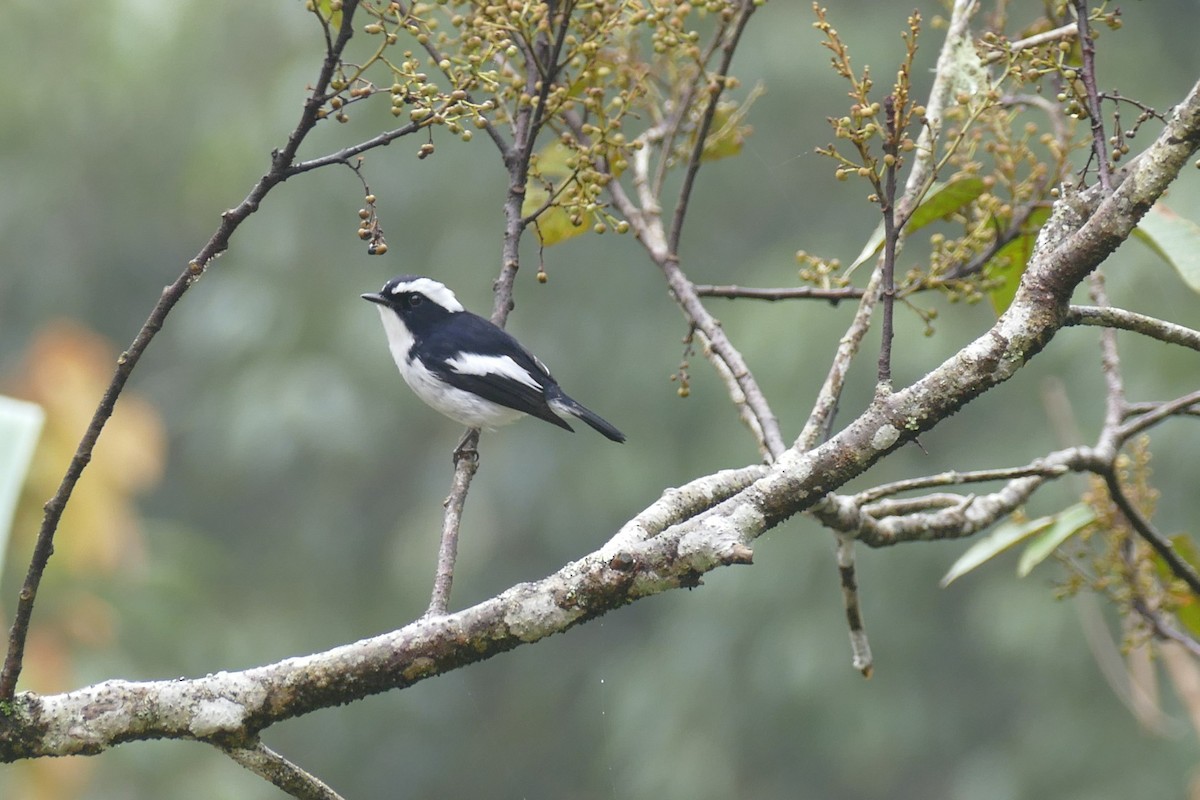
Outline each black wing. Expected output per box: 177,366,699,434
422,313,574,431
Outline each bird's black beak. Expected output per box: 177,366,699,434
361,292,387,305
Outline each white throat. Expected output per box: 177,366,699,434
375,306,416,371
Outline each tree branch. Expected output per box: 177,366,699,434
222,740,346,800
4,73,1199,760
693,284,865,303
1072,0,1112,190
1065,305,1200,351
0,0,365,702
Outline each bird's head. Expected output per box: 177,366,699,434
361,275,465,333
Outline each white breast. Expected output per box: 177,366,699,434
374,306,525,429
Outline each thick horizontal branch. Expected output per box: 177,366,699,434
0,467,762,759
1066,305,1200,351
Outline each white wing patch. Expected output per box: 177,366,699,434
387,277,464,312
446,353,543,390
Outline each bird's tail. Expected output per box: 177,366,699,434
551,396,626,443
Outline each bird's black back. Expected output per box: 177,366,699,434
419,312,573,431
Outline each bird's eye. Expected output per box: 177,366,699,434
408,294,423,307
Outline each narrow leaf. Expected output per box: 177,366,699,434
847,177,989,274
904,176,987,232
985,206,1052,314
1016,503,1096,576
1133,203,1200,293
941,513,1056,587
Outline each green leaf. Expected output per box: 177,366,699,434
941,514,1055,587
1133,203,1200,293
847,176,989,273
985,205,1052,314
0,396,44,582
940,502,1093,587
521,141,588,247
905,177,988,231
522,185,586,246
314,0,342,28
701,104,747,162
1016,503,1096,577
1151,535,1200,638
530,139,576,179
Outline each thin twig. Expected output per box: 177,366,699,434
286,121,425,175
693,284,865,303
876,95,900,388
1124,400,1200,421
835,535,872,677
427,433,480,617
1103,469,1200,597
667,0,757,255
0,0,365,702
939,197,1046,281
1089,273,1126,450
1072,0,1112,190
1131,599,1200,658
1066,306,1200,351
852,462,1072,504
1117,390,1200,441
223,740,346,800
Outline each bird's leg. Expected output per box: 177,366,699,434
452,428,480,463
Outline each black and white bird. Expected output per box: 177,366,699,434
362,275,625,443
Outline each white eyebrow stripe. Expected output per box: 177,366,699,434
388,277,464,312
446,353,542,390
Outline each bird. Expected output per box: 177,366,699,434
362,275,625,445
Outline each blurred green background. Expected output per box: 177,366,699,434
2,1,1200,798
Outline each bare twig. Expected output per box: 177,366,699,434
428,432,480,617
1117,391,1200,441
667,0,757,255
1072,0,1112,190
876,95,900,388
1124,400,1200,421
694,284,865,303
1089,273,1126,450
1066,306,1200,351
286,121,424,175
223,740,346,800
0,0,365,702
835,535,872,676
852,462,1072,504
1103,469,1200,597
